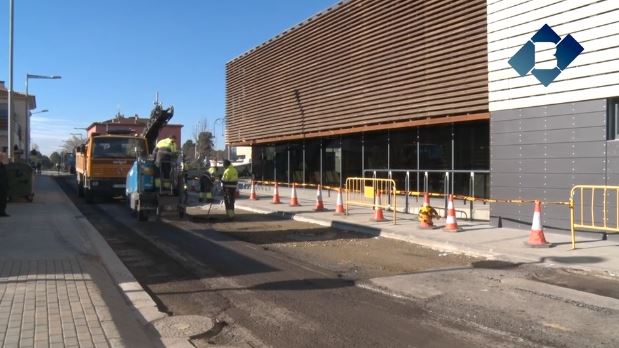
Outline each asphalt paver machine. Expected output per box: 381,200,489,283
125,105,187,220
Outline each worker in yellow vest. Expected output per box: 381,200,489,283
155,135,177,152
221,159,238,218
154,135,177,188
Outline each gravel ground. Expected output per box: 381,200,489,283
188,209,477,280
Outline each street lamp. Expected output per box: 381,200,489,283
70,132,84,141
214,117,229,160
25,74,61,160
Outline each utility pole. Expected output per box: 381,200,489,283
7,0,14,160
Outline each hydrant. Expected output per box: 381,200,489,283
418,203,440,229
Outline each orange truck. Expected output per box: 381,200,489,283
75,132,147,202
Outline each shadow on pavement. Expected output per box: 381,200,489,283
154,277,355,296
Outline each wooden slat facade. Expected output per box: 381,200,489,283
225,0,489,146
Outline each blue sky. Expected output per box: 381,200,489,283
0,0,337,155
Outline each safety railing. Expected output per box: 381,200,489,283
345,177,397,224
570,185,619,249
364,169,490,219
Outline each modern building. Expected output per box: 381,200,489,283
487,0,619,230
226,0,490,196
85,113,182,147
0,81,36,157
226,0,618,232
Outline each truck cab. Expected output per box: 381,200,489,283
75,134,147,202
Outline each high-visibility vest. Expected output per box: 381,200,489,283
222,166,238,188
156,138,177,152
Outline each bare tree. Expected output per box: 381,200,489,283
61,135,84,153
192,119,209,145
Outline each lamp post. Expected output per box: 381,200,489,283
25,74,61,160
69,132,84,141
214,117,228,160
7,0,14,160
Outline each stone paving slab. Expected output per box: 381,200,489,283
0,258,112,348
0,175,163,347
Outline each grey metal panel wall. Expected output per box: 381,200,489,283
490,99,607,231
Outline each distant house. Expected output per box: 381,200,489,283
0,81,36,155
84,113,182,150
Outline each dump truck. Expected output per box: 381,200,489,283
75,131,147,202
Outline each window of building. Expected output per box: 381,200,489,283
342,134,362,182
251,145,265,181
289,141,304,183
364,131,388,171
322,137,341,186
263,145,276,181
305,139,322,184
608,98,619,140
275,144,288,182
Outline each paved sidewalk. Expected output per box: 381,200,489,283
0,175,163,348
237,187,619,277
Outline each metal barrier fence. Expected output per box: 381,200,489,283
364,169,490,219
345,177,397,224
570,185,619,249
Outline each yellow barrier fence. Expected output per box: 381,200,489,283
570,185,619,249
345,177,397,224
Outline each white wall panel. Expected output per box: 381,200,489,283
487,0,619,111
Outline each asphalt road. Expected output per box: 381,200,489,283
54,175,521,347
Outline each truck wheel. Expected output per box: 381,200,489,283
135,201,146,221
85,189,94,204
138,209,148,221
77,177,84,197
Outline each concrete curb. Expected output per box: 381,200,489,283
56,180,194,348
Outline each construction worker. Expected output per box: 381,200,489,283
221,159,238,219
0,152,9,217
199,160,214,203
155,135,177,153
208,165,217,177
154,135,177,186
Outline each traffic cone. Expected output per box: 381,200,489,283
249,181,258,200
272,182,281,204
314,185,325,211
526,200,551,248
443,194,461,232
289,183,300,206
419,192,434,229
372,191,385,222
334,188,345,215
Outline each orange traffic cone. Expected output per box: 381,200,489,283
272,182,281,204
315,185,325,211
289,183,300,206
249,181,258,200
443,194,461,232
372,191,385,222
526,200,551,248
334,188,345,215
419,192,435,229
